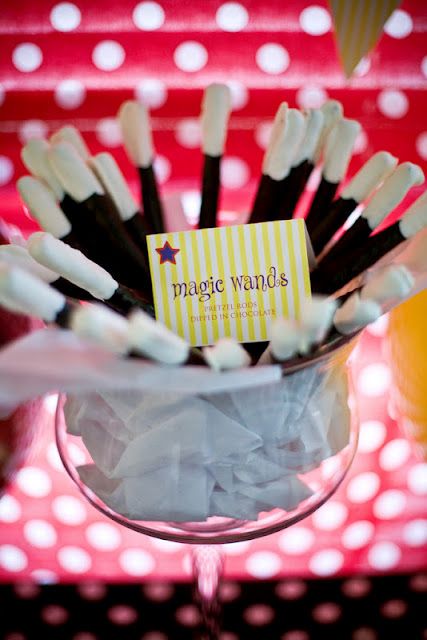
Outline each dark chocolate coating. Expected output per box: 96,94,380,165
139,165,165,235
249,174,284,224
317,216,371,272
123,211,150,263
54,302,74,328
278,160,313,220
52,277,95,301
107,285,155,317
305,178,339,236
310,196,357,256
199,154,221,229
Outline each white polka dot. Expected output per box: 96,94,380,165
216,2,249,32
312,501,348,531
342,520,375,549
403,519,427,547
416,132,427,160
31,569,58,583
226,80,249,110
222,541,252,555
18,120,48,144
347,472,381,503
278,527,315,554
12,43,43,73
0,84,5,106
254,120,273,150
373,489,406,519
353,56,371,77
176,118,201,148
309,549,344,576
95,117,122,146
246,551,282,578
256,43,290,74
358,420,387,453
133,2,165,30
173,41,208,72
296,86,327,109
153,155,171,184
353,129,368,154
221,156,250,189
181,190,201,225
150,538,182,553
52,495,87,525
85,522,121,551
57,546,91,573
119,548,155,576
407,463,427,495
0,156,14,186
69,442,87,466
92,40,125,71
46,442,63,470
0,545,28,572
377,89,409,119
50,3,81,31
0,495,21,523
321,456,342,479
24,520,57,548
135,78,167,109
357,363,391,397
366,314,389,337
16,466,52,498
384,9,413,39
422,56,427,79
44,393,59,414
300,5,331,35
55,79,86,109
379,439,411,471
368,541,401,570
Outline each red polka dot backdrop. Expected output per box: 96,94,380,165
0,0,426,581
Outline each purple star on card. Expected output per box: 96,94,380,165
155,241,180,265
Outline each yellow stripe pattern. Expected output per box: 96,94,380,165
147,220,311,347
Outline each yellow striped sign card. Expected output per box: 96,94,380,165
147,220,311,346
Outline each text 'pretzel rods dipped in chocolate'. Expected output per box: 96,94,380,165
311,151,398,256
48,141,153,297
250,107,306,224
118,100,164,235
305,117,361,236
27,232,154,316
198,83,232,229
314,162,425,277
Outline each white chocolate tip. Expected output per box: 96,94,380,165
70,303,129,354
0,264,65,322
323,118,361,184
21,139,65,201
313,100,344,163
292,108,324,166
49,141,104,202
363,162,425,229
399,190,427,238
397,226,427,272
269,317,301,361
266,109,306,181
90,152,139,222
262,102,288,172
361,265,415,303
203,337,251,371
341,151,398,203
118,100,154,168
27,231,118,300
128,310,190,365
201,83,232,156
299,295,338,351
50,125,91,161
17,176,72,238
0,244,58,283
334,293,382,335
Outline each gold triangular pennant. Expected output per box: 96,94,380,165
329,0,401,77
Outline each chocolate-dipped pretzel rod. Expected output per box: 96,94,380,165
118,100,164,234
198,83,232,229
305,118,360,236
311,151,398,256
89,152,149,260
315,162,425,271
0,243,94,301
311,187,427,295
250,108,306,223
277,108,324,220
48,142,152,296
27,232,154,316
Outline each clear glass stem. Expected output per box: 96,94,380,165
192,545,224,640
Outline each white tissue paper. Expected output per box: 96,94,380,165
64,358,352,523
